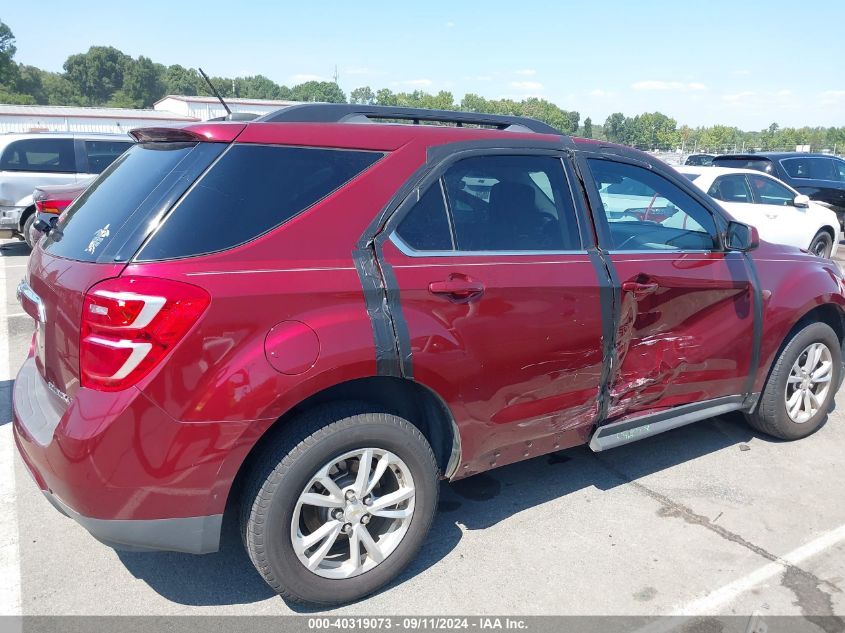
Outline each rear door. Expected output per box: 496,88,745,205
580,154,756,420
380,151,607,472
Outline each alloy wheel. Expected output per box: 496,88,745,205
291,448,416,579
785,342,833,423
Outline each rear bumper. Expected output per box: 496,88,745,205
40,490,221,553
12,355,251,554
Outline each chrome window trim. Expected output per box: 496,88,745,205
389,232,588,258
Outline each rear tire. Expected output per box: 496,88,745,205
747,322,840,440
240,403,439,605
809,230,833,258
22,213,35,249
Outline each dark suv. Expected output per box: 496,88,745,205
713,152,845,224
13,105,845,605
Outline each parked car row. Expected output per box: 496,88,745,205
679,166,840,258
0,132,133,246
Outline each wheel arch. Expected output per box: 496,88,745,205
753,301,845,407
18,204,35,232
224,375,460,514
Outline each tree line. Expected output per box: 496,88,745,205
0,20,841,152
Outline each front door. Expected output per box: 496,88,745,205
581,155,757,421
380,152,606,473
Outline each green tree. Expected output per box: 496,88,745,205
350,86,375,104
604,112,626,143
63,46,131,104
119,55,165,107
0,20,16,87
582,117,593,139
238,75,283,100
163,64,200,95
289,80,346,103
41,71,83,105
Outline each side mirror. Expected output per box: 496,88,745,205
726,221,760,252
793,194,810,208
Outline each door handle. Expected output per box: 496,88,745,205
621,280,659,296
429,277,485,302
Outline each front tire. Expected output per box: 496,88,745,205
747,322,841,440
240,404,439,605
809,230,833,258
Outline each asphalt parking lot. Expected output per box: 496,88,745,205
2,237,844,623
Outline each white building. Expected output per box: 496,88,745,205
154,95,298,121
0,104,197,135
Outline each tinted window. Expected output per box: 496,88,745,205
588,159,717,251
712,157,773,174
84,140,132,174
138,145,382,261
396,183,453,251
835,159,845,181
685,154,713,166
441,155,580,252
708,175,753,203
43,143,204,261
748,175,794,206
0,138,75,173
781,157,837,181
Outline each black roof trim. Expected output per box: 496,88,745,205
715,152,837,160
256,103,561,135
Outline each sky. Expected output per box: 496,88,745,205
3,0,843,130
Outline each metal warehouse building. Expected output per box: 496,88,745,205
0,104,197,135
153,95,299,121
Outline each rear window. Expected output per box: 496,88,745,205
136,145,382,261
0,138,76,173
42,142,219,262
712,157,773,174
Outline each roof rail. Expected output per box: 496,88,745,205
256,103,561,135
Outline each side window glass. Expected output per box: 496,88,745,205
395,183,453,251
588,159,717,251
84,140,133,174
708,176,753,203
748,175,794,206
810,158,837,181
835,159,845,182
441,155,580,252
0,138,75,173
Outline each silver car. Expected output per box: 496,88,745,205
0,132,133,247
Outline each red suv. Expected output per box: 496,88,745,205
13,105,845,605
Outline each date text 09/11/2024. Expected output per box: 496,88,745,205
306,617,529,630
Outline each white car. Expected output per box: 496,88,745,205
678,166,840,258
0,132,133,247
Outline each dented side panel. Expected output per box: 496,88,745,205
381,240,605,476
604,251,755,420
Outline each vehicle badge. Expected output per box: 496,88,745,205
86,224,110,255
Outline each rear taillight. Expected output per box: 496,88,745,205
35,198,73,214
80,277,210,391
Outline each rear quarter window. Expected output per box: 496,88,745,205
0,138,76,173
137,145,383,261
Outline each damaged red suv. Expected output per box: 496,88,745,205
14,105,845,605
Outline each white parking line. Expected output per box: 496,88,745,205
0,249,22,616
635,523,845,632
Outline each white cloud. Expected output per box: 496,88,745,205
290,73,324,83
722,91,755,102
631,80,707,92
514,69,537,76
446,21,455,28
775,89,792,97
510,81,543,91
821,90,845,105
